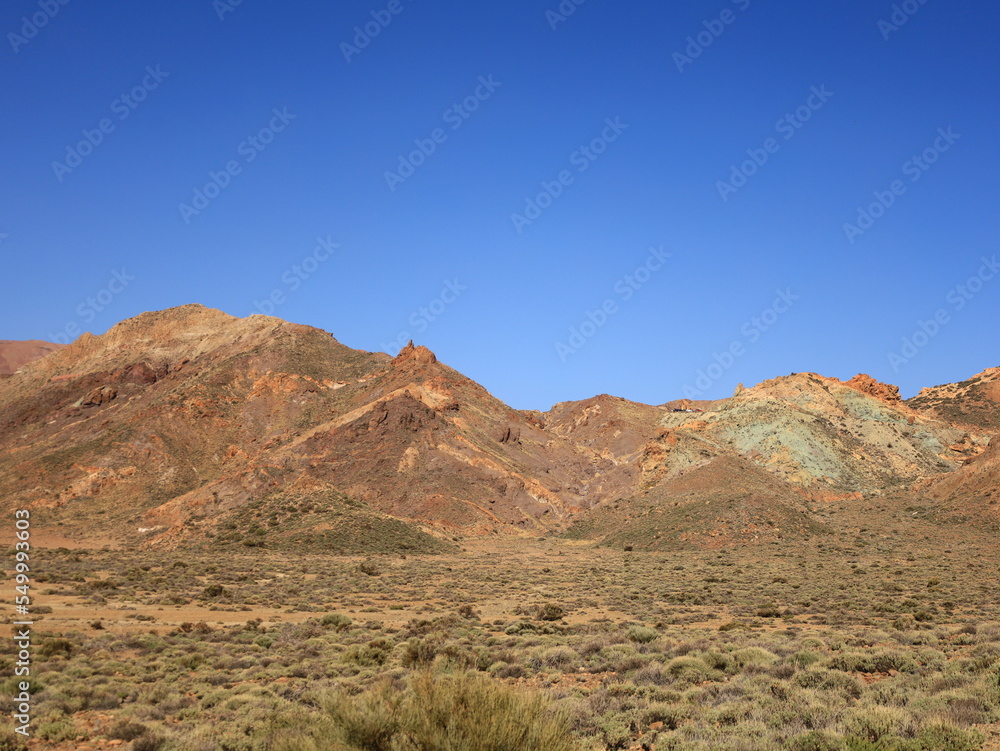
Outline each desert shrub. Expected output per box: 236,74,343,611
893,615,917,631
910,721,984,751
842,705,913,743
664,656,720,684
344,640,392,668
534,603,566,621
795,668,864,698
200,583,228,599
35,715,78,742
627,626,659,644
504,621,538,635
792,651,822,668
131,736,166,751
597,717,630,750
358,560,381,577
434,642,491,672
403,671,580,749
633,661,670,686
281,671,582,751
542,646,578,668
730,646,778,668
966,643,1000,670
37,638,73,659
718,621,750,632
596,644,647,674
490,662,526,679
699,650,734,673
642,702,690,730
321,613,353,631
106,720,148,741
829,650,918,674
401,635,442,668
787,730,842,751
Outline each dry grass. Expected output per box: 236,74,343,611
2,524,1000,750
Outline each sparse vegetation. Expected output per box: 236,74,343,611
6,530,1000,750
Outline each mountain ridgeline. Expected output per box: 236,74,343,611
0,305,996,551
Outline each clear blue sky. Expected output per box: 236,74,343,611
2,0,998,409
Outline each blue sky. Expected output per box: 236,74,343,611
2,0,998,409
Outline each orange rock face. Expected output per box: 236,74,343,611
844,373,903,405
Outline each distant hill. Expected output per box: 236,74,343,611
0,339,64,375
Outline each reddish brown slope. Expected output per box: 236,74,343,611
566,449,828,551
0,306,610,545
907,367,1000,431
909,436,1000,527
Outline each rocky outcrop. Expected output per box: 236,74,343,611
844,373,903,405
498,425,521,444
80,386,117,407
395,340,437,365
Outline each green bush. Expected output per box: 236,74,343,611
321,613,353,631
787,730,843,751
842,705,912,743
911,722,984,751
730,646,778,668
276,671,583,751
36,716,78,742
627,626,659,644
829,650,918,674
106,719,148,741
535,603,566,621
401,635,441,668
664,656,721,684
37,638,73,659
131,736,166,751
0,731,26,751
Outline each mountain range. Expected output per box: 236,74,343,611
1,304,996,551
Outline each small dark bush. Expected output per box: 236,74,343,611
107,720,148,741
